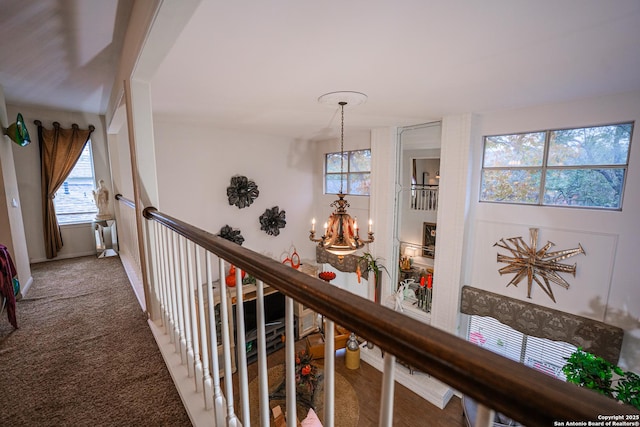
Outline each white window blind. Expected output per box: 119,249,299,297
523,335,576,380
467,315,576,381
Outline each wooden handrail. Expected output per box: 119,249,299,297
115,193,135,209
143,206,639,426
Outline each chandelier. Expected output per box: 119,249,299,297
310,92,374,257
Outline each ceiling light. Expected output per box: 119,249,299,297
310,92,374,258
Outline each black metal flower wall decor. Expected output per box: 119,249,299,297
227,175,259,209
259,206,286,236
217,225,245,246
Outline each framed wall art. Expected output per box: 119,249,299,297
422,222,436,258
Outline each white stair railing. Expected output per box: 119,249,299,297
143,216,337,427
139,206,637,427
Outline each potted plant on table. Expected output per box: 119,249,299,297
358,252,388,304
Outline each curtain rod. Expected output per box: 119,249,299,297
33,120,95,132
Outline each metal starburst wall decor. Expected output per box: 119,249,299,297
494,228,585,303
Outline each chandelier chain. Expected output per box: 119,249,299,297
339,101,346,194
309,92,373,257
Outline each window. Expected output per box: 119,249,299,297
53,141,98,224
467,315,577,381
325,149,371,195
480,122,633,209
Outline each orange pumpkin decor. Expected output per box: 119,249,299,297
225,265,246,287
225,274,236,287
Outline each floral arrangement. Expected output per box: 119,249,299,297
318,271,336,282
295,350,319,396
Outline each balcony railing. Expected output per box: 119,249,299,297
410,184,438,211
115,194,639,427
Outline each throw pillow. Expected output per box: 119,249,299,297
301,408,322,427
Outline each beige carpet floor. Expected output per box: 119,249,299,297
0,255,191,426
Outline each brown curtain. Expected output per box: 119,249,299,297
36,121,95,259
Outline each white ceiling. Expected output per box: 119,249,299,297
3,0,640,141
0,0,133,115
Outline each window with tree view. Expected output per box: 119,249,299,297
480,123,633,209
325,149,371,195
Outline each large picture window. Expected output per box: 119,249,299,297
325,149,371,195
480,122,633,210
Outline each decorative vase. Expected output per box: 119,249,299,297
345,332,360,370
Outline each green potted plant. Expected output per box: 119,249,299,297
562,348,640,410
358,252,388,304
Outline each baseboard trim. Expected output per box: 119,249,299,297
16,275,33,299
30,250,98,264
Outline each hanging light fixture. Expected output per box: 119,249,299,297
310,92,374,258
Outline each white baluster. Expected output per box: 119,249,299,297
165,228,178,345
184,240,195,378
256,280,269,427
170,233,182,354
158,230,179,342
379,352,396,426
169,233,181,354
235,266,250,426
411,189,416,210
152,222,165,329
196,247,211,407
323,318,335,427
285,296,297,427
218,258,239,426
177,236,188,364
207,253,225,423
154,224,165,329
190,244,203,391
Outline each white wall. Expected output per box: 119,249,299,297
107,104,134,200
465,91,640,371
152,118,316,268
8,104,111,262
150,122,374,296
0,87,31,293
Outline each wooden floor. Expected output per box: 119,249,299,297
232,339,467,426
